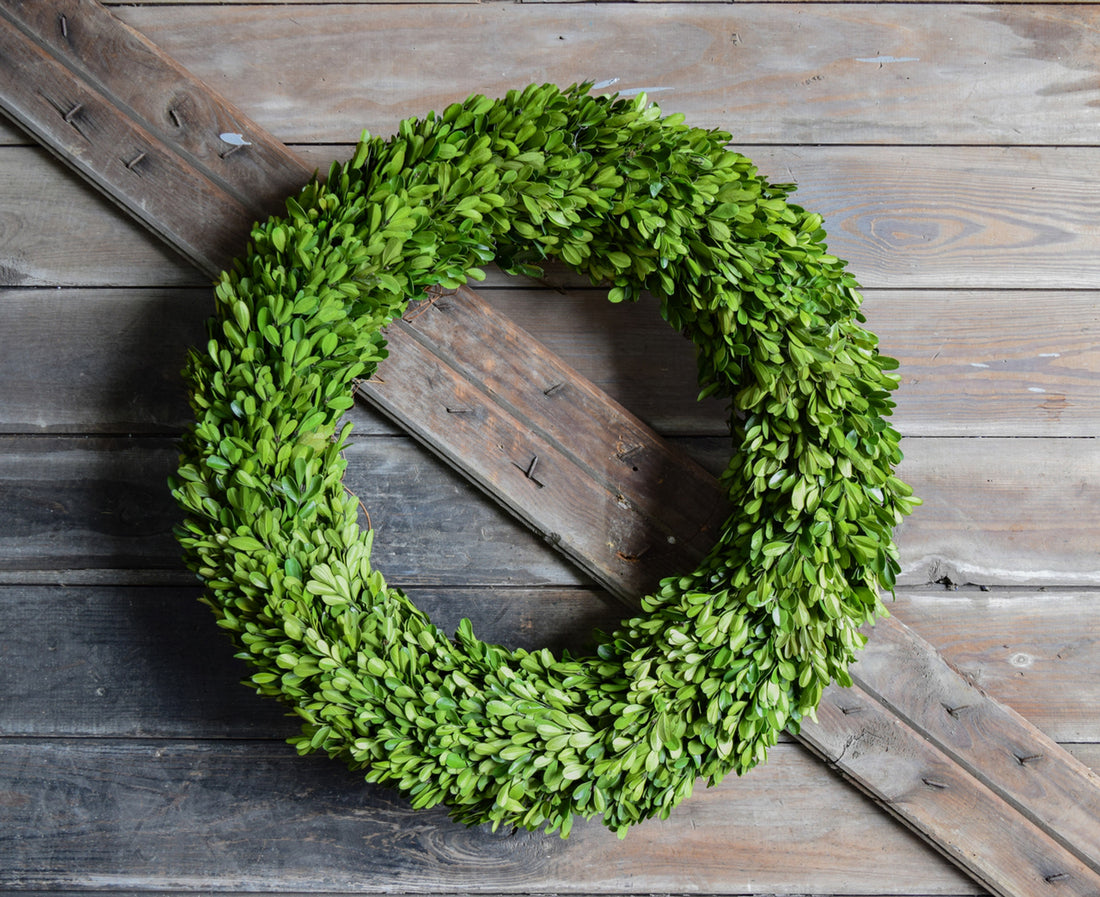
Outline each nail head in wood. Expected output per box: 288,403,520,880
921,777,949,790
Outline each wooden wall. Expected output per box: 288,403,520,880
1,1,1098,895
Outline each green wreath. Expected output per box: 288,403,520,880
172,83,918,838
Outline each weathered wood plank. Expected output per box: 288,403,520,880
0,12,256,276
7,141,1100,291
0,738,978,895
893,589,1100,743
104,4,1100,146
802,687,1100,897
1,434,1097,585
0,435,582,586
2,285,1097,438
893,437,1100,588
2,0,309,229
361,288,730,595
0,147,196,287
846,613,1100,876
3,10,1094,894
3,584,1098,743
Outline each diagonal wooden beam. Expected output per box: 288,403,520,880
2,2,1098,893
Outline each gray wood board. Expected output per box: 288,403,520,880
7,143,1100,292
0,737,981,895
2,583,1097,743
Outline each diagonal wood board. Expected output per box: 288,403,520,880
2,1,1098,894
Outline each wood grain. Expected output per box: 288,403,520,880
2,0,309,226
846,613,1100,877
104,4,1100,146
0,14,256,276
4,584,1098,743
802,687,1100,897
1,433,1096,588
2,285,1097,438
893,589,1100,742
7,141,1100,292
0,738,977,895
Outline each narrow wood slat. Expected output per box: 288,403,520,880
9,142,1100,294
2,6,1096,894
2,281,1098,439
4,583,1100,745
3,432,1099,590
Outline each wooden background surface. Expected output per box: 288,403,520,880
1,1,1099,895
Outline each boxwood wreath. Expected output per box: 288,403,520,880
172,82,918,838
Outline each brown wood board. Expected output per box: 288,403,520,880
1,280,1097,439
68,4,1100,147
1,432,1098,589
9,143,1100,294
1,2,1098,894
0,738,980,895
2,583,1098,744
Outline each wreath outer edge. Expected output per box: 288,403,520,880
171,82,919,838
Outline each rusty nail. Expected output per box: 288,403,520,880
921,778,949,790
543,382,565,397
59,14,68,38
168,108,182,128
124,152,147,171
63,103,83,123
1016,752,1043,766
943,703,973,719
1044,872,1070,883
839,705,863,716
220,143,242,159
444,406,468,414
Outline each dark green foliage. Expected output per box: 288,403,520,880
171,83,919,838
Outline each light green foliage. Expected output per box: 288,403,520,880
171,83,919,838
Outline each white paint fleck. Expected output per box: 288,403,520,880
1009,652,1034,668
1039,352,1061,358
592,78,620,90
1028,387,1047,393
219,132,252,147
856,55,920,64
969,362,990,368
